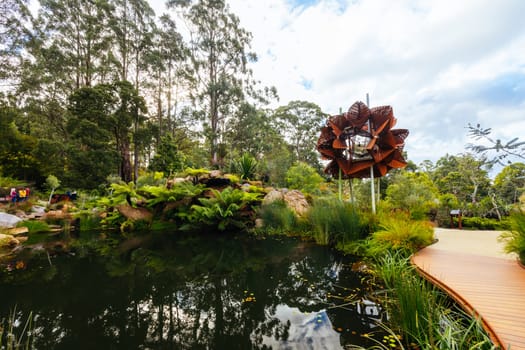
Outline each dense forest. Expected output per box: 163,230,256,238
2,0,525,222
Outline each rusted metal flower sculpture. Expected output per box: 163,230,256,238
317,101,408,178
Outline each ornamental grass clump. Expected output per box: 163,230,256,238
499,209,525,264
367,212,434,257
307,199,364,246
257,200,297,234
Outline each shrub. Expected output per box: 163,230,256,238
499,210,525,263
366,212,434,257
459,216,511,230
188,187,262,231
285,162,325,195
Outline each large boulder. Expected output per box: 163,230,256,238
116,204,153,222
0,212,22,228
262,189,310,218
283,190,309,218
262,189,284,205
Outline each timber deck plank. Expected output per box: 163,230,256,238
412,235,525,350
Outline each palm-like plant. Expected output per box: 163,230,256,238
234,153,258,180
141,182,205,207
190,187,262,231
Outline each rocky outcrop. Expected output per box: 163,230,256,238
116,204,153,222
0,212,22,228
262,189,310,218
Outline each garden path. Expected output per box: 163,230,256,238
411,228,525,350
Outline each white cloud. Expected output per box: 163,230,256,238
151,0,525,168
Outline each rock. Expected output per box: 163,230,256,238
5,227,29,236
16,236,28,243
262,189,310,218
262,190,284,205
116,204,153,221
255,218,264,228
0,212,22,228
0,234,19,247
44,210,72,220
283,190,309,218
209,170,222,178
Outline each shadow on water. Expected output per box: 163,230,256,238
0,231,385,349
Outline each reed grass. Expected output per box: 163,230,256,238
307,199,364,245
257,200,297,234
371,252,498,349
0,308,34,350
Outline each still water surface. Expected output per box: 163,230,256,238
0,232,384,349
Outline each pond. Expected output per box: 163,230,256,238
0,232,385,349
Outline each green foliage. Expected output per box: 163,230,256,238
307,199,364,246
189,187,262,231
373,253,494,349
285,162,325,195
499,210,525,263
493,162,525,205
366,212,434,256
182,167,209,178
385,171,439,220
467,123,525,165
136,172,166,188
273,100,327,168
141,182,205,208
46,174,60,191
17,220,51,234
233,153,258,180
0,176,24,188
149,134,187,174
97,182,142,209
257,200,297,234
459,216,511,230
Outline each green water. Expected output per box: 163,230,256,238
0,232,384,349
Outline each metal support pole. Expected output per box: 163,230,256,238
367,93,376,214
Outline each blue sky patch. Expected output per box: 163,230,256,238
476,73,525,106
300,77,313,90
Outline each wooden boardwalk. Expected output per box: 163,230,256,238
411,229,525,350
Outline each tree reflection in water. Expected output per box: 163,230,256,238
0,233,384,349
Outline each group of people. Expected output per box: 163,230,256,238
10,187,30,203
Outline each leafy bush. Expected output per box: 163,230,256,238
136,172,166,188
188,187,262,231
459,216,511,230
285,162,325,195
499,210,525,263
366,212,434,257
141,182,205,208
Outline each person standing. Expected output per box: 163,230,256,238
10,188,17,203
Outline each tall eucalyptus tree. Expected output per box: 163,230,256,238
0,0,33,86
110,0,156,89
167,0,257,166
272,100,327,169
37,0,114,90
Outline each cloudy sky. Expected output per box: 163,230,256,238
157,0,525,167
